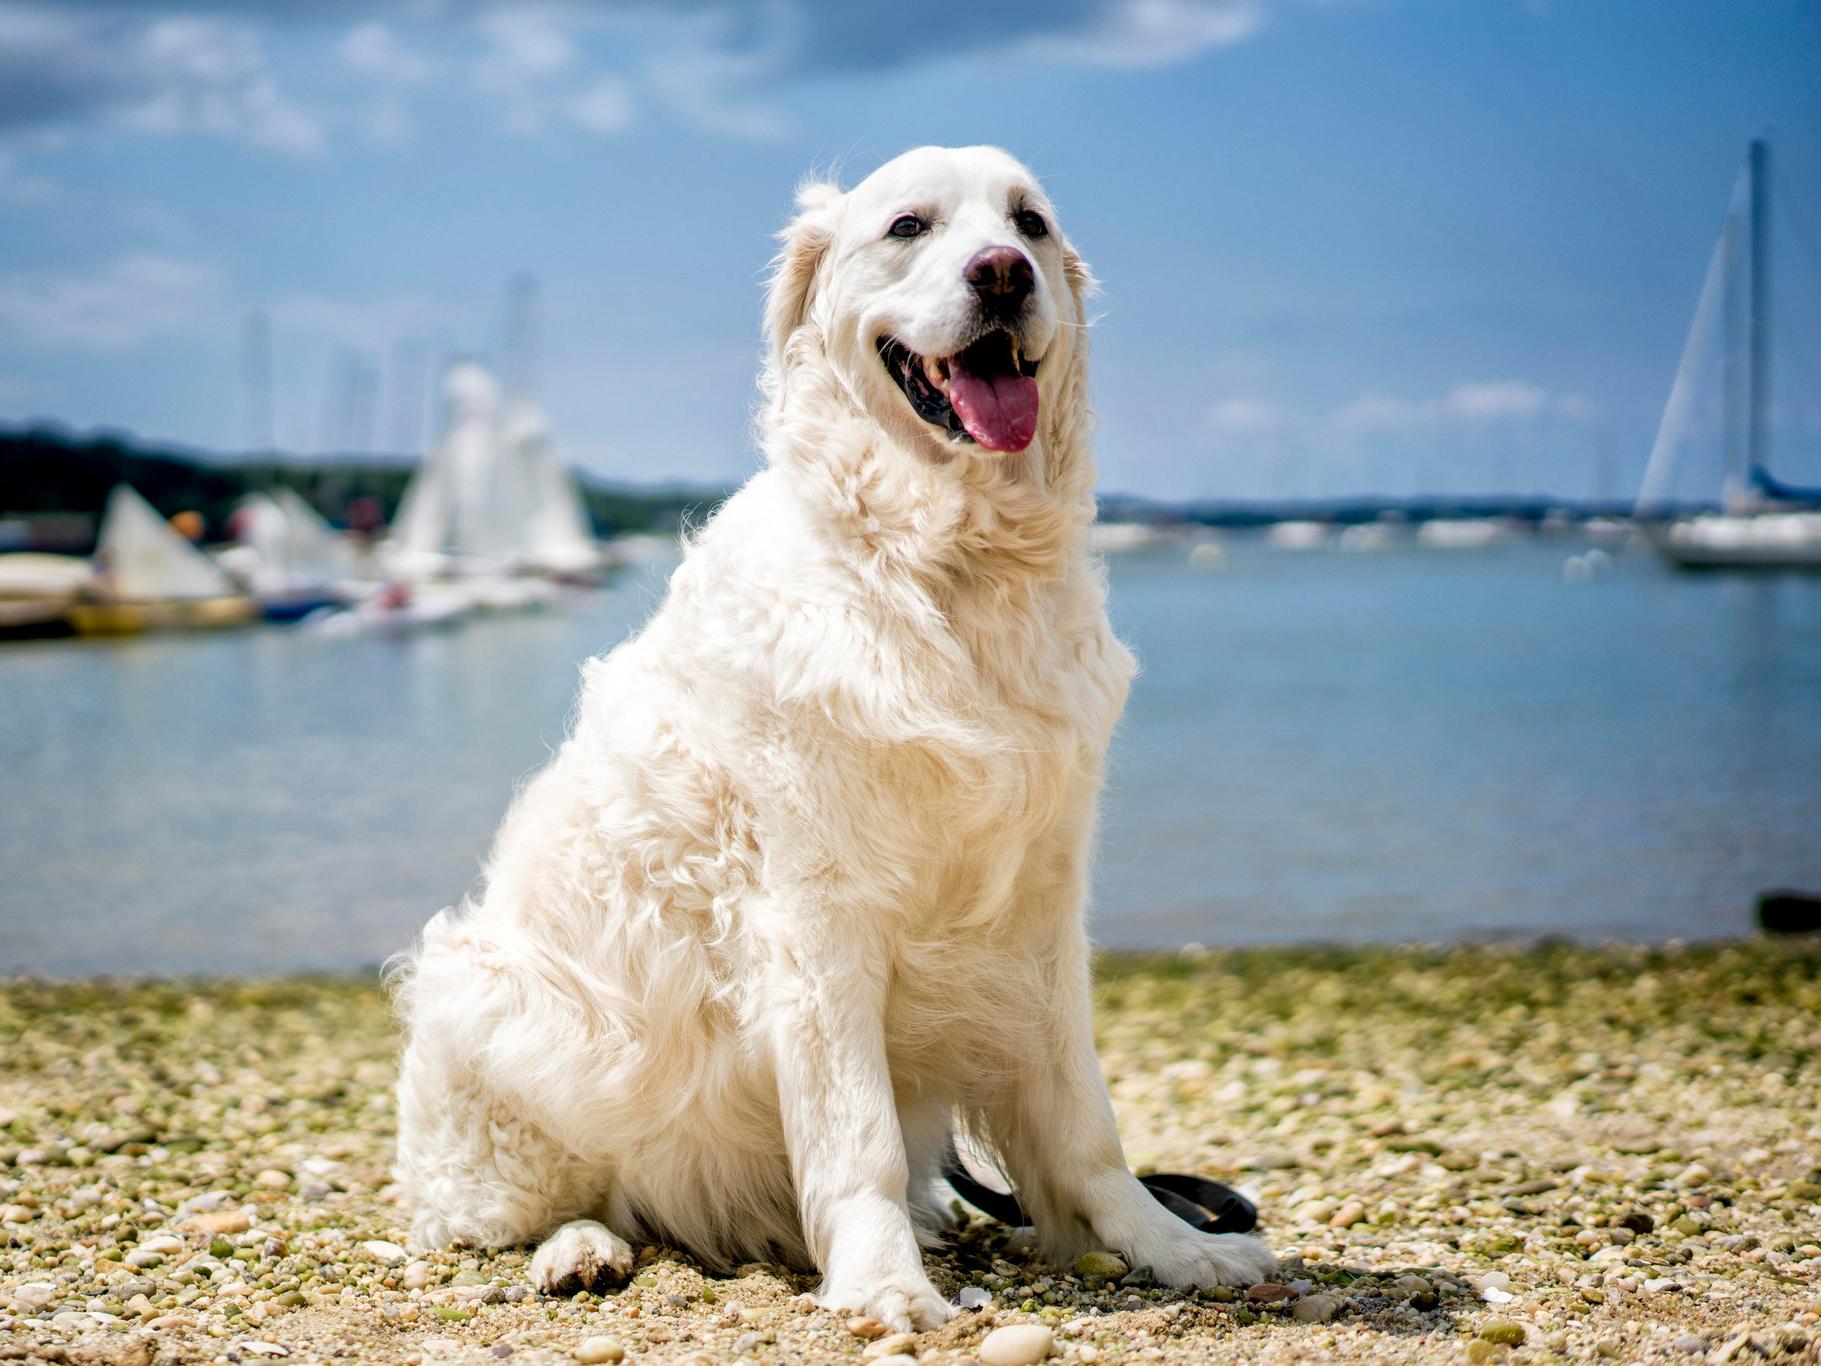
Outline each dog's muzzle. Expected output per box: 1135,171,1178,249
877,328,1042,454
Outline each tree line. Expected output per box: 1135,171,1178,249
0,425,721,547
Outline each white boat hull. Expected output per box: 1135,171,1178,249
1650,513,1821,570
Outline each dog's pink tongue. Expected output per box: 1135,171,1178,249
948,360,1038,453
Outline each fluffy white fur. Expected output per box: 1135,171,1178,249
392,145,1275,1332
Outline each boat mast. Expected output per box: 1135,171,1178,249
1747,138,1769,487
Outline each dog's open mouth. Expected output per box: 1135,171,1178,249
877,330,1041,453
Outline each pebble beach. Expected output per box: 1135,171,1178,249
2,940,1818,1365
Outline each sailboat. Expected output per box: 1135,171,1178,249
230,489,365,621
500,397,616,579
386,361,614,588
1637,140,1821,570
66,485,256,634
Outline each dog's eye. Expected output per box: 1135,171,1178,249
887,214,926,240
1014,208,1048,239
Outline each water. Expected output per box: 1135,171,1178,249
2,538,1818,976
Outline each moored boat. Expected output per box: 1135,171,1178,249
0,552,90,641
229,489,368,622
66,596,258,635
67,485,256,636
1637,140,1821,571
387,362,618,589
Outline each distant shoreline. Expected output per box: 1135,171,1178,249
2,419,1691,555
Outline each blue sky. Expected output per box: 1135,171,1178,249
0,0,1817,501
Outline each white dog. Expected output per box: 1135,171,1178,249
392,144,1275,1332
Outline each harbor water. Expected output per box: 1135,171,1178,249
2,535,1818,976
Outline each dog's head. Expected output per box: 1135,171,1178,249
765,146,1090,466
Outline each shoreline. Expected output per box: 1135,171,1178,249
3,941,1818,1364
3,929,1805,987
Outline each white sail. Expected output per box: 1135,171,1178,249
276,490,355,583
501,398,601,573
94,485,236,601
389,362,514,573
239,491,356,594
1636,203,1734,516
388,361,603,577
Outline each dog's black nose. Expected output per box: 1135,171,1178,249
964,246,1034,314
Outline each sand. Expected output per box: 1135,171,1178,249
2,940,1818,1364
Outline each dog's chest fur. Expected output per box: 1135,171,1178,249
777,553,1129,919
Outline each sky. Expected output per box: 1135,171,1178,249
0,0,1818,502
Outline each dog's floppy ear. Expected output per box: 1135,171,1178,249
1061,241,1096,323
764,179,843,371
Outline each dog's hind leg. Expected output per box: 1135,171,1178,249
897,1093,958,1248
394,1024,605,1254
393,918,632,1286
397,1028,637,1295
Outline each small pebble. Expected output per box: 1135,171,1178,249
571,1335,624,1364
958,1286,993,1310
182,1208,252,1236
865,1333,918,1359
978,1323,1055,1366
847,1316,887,1339
1480,1320,1526,1345
1071,1251,1128,1281
1291,1293,1338,1323
361,1239,410,1268
10,1282,57,1311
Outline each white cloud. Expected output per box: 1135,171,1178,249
336,21,440,146
1034,0,1266,66
1208,396,1290,435
272,288,471,352
0,147,55,205
0,6,321,156
338,22,437,86
1330,381,1596,435
1442,379,1550,421
4,1,1285,156
567,77,635,135
472,7,580,134
644,47,792,141
1203,378,1603,498
361,96,416,146
120,18,321,155
0,254,225,351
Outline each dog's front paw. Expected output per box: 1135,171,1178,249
1133,1229,1277,1289
531,1220,635,1297
817,1271,953,1333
